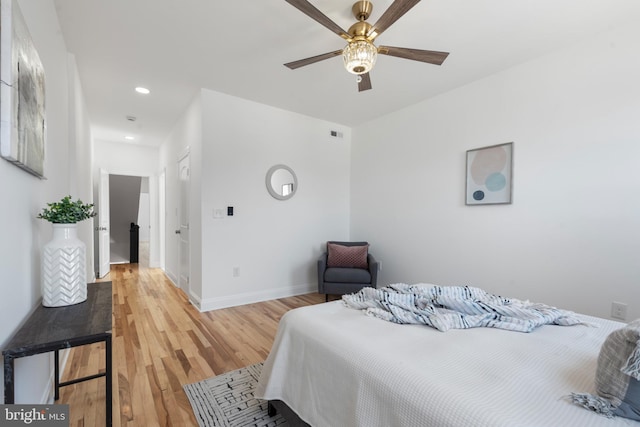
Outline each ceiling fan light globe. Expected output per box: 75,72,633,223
343,40,377,75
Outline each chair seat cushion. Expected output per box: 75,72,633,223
324,267,371,284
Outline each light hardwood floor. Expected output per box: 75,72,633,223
59,263,325,426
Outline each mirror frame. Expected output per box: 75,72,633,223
266,164,298,201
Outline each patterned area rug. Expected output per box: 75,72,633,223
184,363,288,427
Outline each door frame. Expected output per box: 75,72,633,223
96,168,110,278
159,168,166,272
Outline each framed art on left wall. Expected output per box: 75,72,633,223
0,0,46,178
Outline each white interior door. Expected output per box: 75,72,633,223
97,168,110,278
177,154,190,294
159,170,166,271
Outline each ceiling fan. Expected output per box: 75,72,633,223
284,0,449,92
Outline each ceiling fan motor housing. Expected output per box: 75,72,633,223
348,21,372,38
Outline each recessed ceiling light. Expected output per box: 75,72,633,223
135,87,150,94
124,136,135,140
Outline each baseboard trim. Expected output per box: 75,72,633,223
189,291,202,310
164,270,178,287
198,284,315,312
42,368,54,404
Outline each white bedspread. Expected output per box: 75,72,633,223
255,300,636,427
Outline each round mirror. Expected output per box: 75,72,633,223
266,164,298,201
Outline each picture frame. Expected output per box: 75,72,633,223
465,142,513,205
0,0,46,178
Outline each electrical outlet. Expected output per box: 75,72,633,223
611,302,628,321
233,267,240,277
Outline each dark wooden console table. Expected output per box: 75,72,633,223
3,282,112,426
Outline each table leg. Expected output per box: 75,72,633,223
106,334,112,426
3,355,15,404
54,350,60,400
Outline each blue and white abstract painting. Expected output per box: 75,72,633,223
466,142,513,205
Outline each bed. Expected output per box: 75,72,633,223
255,289,636,427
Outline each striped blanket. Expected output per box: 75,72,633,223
342,284,584,332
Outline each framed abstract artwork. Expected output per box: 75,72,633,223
465,142,513,205
0,0,46,178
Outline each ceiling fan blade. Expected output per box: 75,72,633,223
358,73,372,92
378,46,449,65
285,0,351,40
367,0,421,39
284,50,343,70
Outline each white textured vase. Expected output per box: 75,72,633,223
42,223,87,307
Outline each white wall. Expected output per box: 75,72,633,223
93,140,160,177
161,90,351,310
0,0,93,403
197,90,351,309
351,23,640,321
67,54,95,280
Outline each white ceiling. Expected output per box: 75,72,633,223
52,0,640,147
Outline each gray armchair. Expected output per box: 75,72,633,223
318,241,379,302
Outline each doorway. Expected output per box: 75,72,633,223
109,174,150,266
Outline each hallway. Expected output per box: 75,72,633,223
59,263,323,426
110,241,149,266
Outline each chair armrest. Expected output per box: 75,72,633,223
317,252,328,292
318,252,327,269
367,254,379,288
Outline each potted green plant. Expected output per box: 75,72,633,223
38,196,96,307
37,195,96,224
